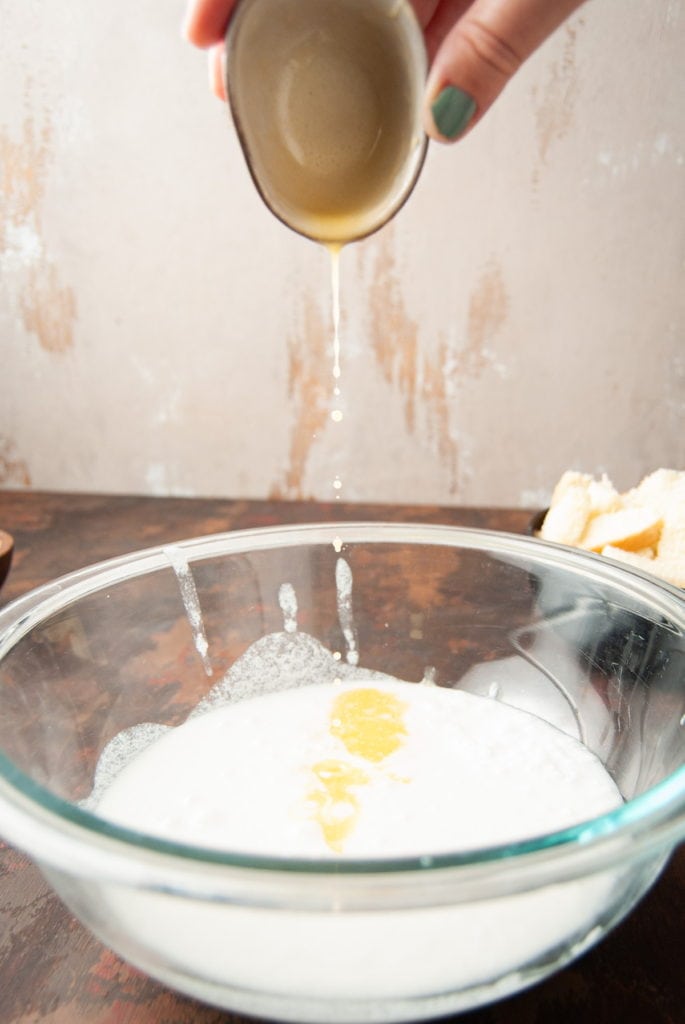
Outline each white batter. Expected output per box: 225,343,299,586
97,680,621,858
87,679,628,1011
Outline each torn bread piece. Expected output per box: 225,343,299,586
538,483,592,546
539,468,684,588
579,507,662,553
586,475,622,516
541,471,622,546
625,468,685,511
602,545,685,588
656,509,685,562
548,471,620,515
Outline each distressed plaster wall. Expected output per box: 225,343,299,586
1,0,683,507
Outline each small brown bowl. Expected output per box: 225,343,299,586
528,509,548,536
0,531,14,590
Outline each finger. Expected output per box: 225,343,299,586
423,0,472,61
209,43,227,101
424,0,585,142
183,0,236,48
410,0,442,30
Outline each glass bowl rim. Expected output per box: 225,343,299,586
0,520,684,883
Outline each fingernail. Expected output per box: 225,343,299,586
430,86,476,140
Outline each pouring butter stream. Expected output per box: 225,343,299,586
225,0,428,498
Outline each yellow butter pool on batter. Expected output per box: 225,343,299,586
309,687,408,851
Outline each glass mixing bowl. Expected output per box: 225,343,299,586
0,523,683,1023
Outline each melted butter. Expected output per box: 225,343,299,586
308,759,369,853
330,687,407,762
328,244,344,499
309,687,409,852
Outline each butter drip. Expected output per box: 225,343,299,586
309,687,408,851
308,760,369,853
331,687,407,761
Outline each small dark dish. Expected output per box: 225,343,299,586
528,508,548,536
0,531,13,591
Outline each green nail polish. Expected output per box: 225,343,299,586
431,86,476,140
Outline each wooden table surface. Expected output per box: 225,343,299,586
0,490,682,1024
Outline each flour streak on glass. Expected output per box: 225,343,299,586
163,545,212,677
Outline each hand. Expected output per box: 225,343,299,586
183,0,585,143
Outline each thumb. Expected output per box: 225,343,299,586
424,0,585,142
